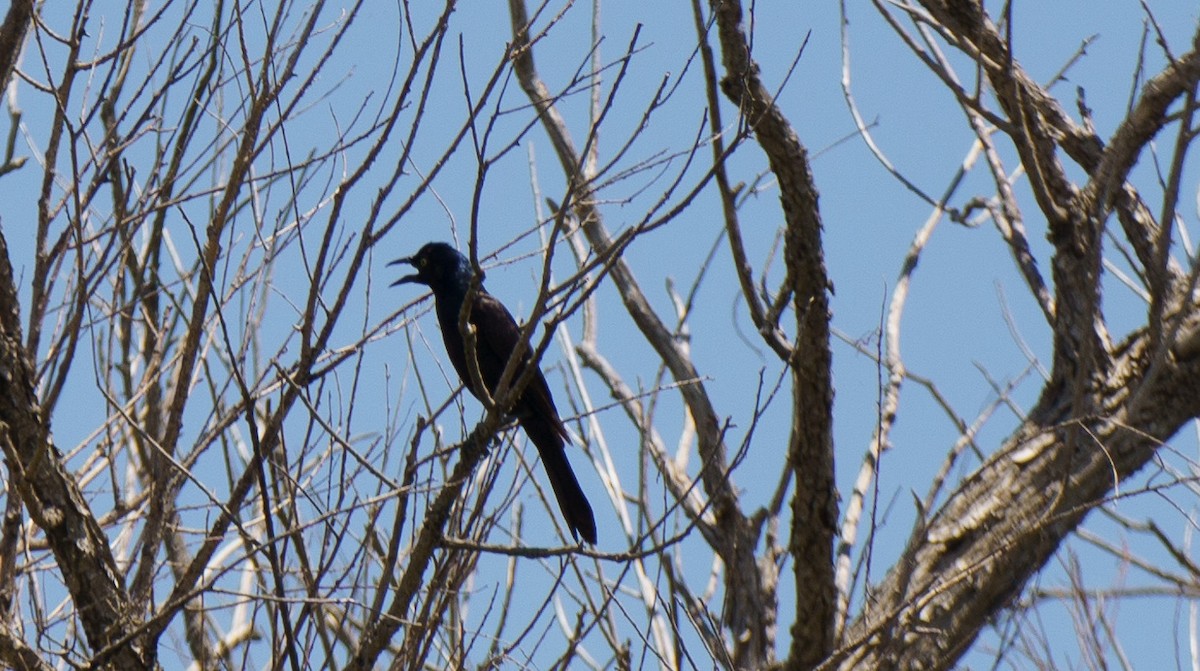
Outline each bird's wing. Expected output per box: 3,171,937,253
470,293,569,443
468,293,521,387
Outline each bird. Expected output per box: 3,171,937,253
391,242,597,544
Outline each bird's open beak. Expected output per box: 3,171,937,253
388,256,420,287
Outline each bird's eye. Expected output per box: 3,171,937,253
418,258,427,267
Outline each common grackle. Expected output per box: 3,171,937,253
391,242,597,544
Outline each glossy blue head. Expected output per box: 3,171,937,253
390,242,478,294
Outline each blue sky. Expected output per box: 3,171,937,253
380,2,1200,666
7,0,1200,667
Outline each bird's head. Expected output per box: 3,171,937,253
390,241,478,293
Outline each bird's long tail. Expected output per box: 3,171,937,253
519,416,597,544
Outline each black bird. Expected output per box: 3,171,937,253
391,242,597,544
